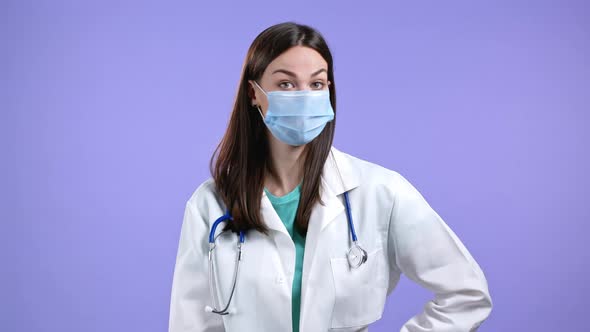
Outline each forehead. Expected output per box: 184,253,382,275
264,45,328,76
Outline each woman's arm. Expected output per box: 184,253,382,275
387,173,493,332
169,188,224,332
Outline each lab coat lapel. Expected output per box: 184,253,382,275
303,146,361,268
300,175,342,296
260,185,297,285
260,191,290,236
299,146,360,329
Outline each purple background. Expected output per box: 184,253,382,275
3,1,588,331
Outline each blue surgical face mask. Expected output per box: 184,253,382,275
251,80,335,146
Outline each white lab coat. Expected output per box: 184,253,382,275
168,146,492,332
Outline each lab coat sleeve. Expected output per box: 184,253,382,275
388,173,493,332
168,197,224,332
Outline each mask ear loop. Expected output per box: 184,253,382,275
250,80,268,121
251,80,268,97
255,105,265,120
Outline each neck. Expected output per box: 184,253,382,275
264,134,307,196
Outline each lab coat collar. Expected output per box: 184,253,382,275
322,145,361,196
259,145,360,236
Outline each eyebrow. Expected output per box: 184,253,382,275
271,68,327,78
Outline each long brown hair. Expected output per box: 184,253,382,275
209,22,337,236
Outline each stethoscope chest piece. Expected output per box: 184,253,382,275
347,243,368,269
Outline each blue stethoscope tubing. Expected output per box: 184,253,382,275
205,210,244,315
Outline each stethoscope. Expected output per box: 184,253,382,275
205,151,367,315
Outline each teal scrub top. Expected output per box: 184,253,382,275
264,182,305,332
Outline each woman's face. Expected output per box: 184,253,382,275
249,45,331,117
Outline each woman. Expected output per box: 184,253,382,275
168,22,492,332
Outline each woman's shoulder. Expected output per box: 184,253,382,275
334,147,406,186
187,177,216,203
333,147,423,200
185,177,225,218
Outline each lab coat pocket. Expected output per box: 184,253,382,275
329,246,388,329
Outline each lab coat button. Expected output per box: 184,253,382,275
275,275,284,284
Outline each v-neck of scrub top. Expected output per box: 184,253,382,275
264,182,305,332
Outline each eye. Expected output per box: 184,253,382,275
279,81,295,89
312,81,325,89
